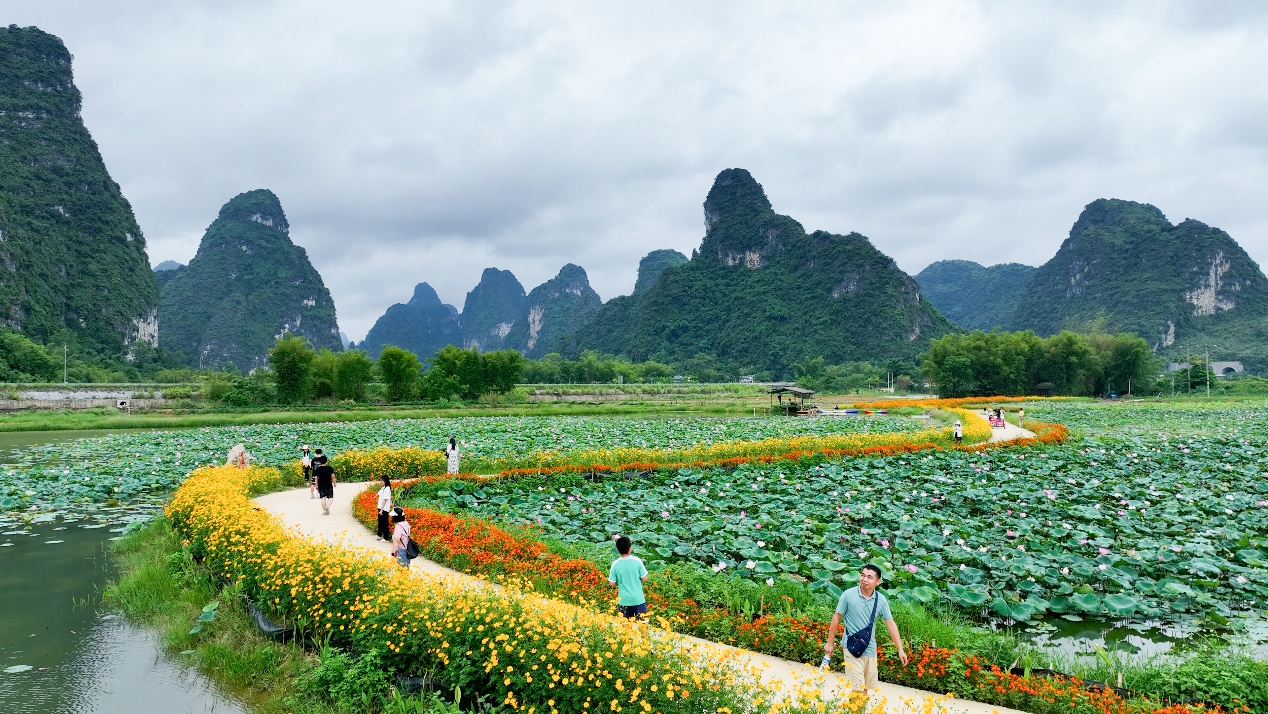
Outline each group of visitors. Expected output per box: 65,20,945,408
296,433,905,694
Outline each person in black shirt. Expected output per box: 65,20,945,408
313,455,336,515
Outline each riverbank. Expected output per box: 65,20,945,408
104,517,511,714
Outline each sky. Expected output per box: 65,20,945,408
9,1,1268,341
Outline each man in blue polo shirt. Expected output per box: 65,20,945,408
823,564,908,692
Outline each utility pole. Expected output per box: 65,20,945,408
1206,345,1214,398
1185,348,1191,396
63,345,67,385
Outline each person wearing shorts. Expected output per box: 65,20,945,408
823,564,908,692
608,536,648,620
313,455,335,515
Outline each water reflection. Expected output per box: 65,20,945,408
0,518,245,714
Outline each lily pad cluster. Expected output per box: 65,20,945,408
0,415,916,512
422,418,1268,629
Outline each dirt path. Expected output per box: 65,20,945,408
255,477,1024,714
987,414,1036,442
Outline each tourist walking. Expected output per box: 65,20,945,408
1018,407,1025,427
301,445,314,499
391,507,411,568
608,536,648,620
953,420,962,445
445,437,460,475
376,475,393,541
822,564,908,693
313,454,336,515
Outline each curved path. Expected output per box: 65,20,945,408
255,430,1034,714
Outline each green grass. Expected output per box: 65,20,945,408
0,399,756,433
104,518,493,714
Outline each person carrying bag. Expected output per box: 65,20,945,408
821,564,908,693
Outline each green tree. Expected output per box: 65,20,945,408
0,331,59,381
310,348,338,399
1088,333,1158,395
268,336,314,404
335,349,373,401
1034,331,1099,396
377,346,420,403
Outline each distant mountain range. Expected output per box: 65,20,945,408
12,27,1268,377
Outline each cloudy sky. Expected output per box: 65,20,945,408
10,1,1268,340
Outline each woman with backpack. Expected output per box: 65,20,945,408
391,507,411,569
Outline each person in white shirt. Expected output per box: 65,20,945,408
376,475,392,541
445,437,460,474
301,445,314,499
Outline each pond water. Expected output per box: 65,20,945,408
0,429,246,714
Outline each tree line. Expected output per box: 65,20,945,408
920,330,1159,397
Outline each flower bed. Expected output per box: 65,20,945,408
322,408,1001,483
167,465,873,714
356,482,1235,714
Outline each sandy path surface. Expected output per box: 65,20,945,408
254,428,1039,714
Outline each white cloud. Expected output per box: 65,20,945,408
8,0,1268,339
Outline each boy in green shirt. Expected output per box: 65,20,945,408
608,536,648,619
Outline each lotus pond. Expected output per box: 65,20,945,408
0,415,920,513
403,403,1268,649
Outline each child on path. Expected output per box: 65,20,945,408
445,437,460,474
313,455,336,515
1018,408,1025,427
376,475,393,541
391,507,411,568
608,536,648,619
301,445,314,499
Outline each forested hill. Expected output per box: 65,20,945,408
1009,199,1268,367
460,268,526,351
572,169,954,372
915,260,1035,331
0,26,158,354
360,282,461,360
157,189,342,370
505,264,602,359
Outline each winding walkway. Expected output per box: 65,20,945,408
254,425,1032,714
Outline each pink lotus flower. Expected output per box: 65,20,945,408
660,510,669,518
1099,547,1110,556
1079,539,1088,545
754,523,762,529
740,510,747,519
881,539,890,548
904,564,918,573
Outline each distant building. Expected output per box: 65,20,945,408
739,375,756,384
1167,361,1244,377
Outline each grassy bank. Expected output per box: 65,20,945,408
104,518,509,713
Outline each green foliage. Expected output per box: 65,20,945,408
632,249,689,295
790,357,915,393
574,169,954,373
922,329,1159,397
335,349,374,401
504,264,602,358
269,336,315,404
419,346,523,401
914,260,1036,331
0,27,159,356
377,346,420,403
0,330,58,381
157,189,341,371
459,268,525,352
520,350,672,384
310,348,338,399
